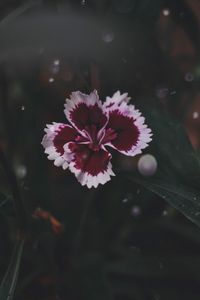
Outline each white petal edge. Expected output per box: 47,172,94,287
64,90,106,131
68,161,115,189
41,122,72,170
105,102,152,157
103,91,131,109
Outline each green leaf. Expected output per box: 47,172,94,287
142,108,200,188
135,179,200,228
0,237,24,300
130,107,200,227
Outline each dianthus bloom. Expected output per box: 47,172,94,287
42,91,152,188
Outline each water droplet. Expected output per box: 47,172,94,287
122,193,133,203
131,205,141,217
102,31,114,43
162,210,168,216
53,59,60,66
21,105,25,111
162,8,170,16
193,112,199,119
49,59,60,75
122,198,128,203
81,0,86,5
49,77,54,83
156,87,169,99
184,72,194,82
138,154,158,176
15,165,27,179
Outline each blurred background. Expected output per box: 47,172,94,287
1,0,200,299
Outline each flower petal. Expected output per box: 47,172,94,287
105,102,152,156
67,144,115,188
103,91,131,109
41,123,78,169
64,90,108,133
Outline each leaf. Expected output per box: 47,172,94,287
0,149,27,233
106,249,200,279
130,107,200,227
140,108,200,187
0,1,42,28
135,179,200,228
0,237,24,300
65,253,114,300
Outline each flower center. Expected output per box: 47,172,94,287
83,125,117,152
101,128,117,144
81,125,99,151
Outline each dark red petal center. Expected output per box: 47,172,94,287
70,103,107,131
106,110,139,151
69,144,110,176
101,128,117,144
53,125,78,155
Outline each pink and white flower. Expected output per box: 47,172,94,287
42,90,152,188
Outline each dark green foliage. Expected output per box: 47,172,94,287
0,238,24,300
0,0,200,299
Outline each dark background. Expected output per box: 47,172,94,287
1,0,200,299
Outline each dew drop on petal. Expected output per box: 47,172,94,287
138,154,158,176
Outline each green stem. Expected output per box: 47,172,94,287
0,148,27,235
72,189,96,255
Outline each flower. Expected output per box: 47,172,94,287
42,90,152,188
